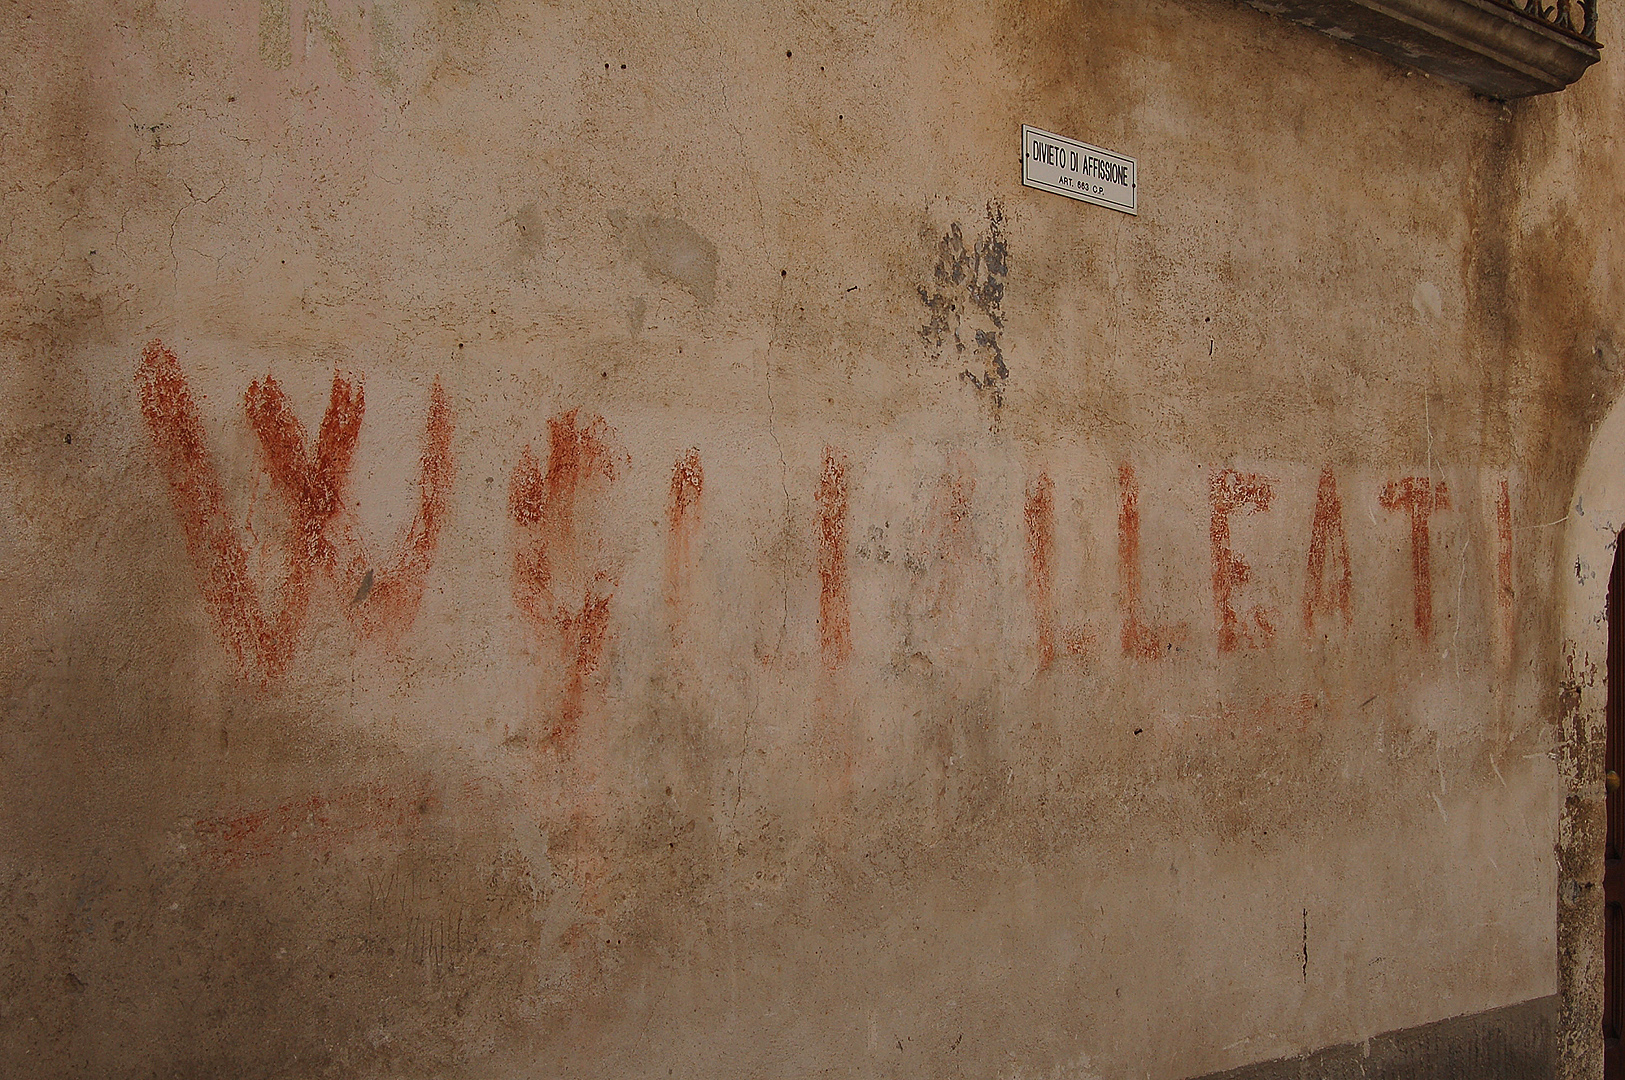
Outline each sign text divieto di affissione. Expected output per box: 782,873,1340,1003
1022,125,1137,214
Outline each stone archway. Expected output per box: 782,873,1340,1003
1557,397,1625,1080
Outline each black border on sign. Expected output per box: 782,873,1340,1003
1021,124,1137,216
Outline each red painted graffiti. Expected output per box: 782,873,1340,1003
145,345,1500,677
1303,466,1353,634
510,410,621,749
815,447,852,670
666,448,704,623
138,341,305,677
1025,471,1057,670
136,341,452,678
1118,464,1186,659
246,371,454,645
1379,476,1450,641
1210,469,1276,652
192,780,439,870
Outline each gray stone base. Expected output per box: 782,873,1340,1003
1186,996,1557,1080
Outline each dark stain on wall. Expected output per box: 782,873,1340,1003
613,213,719,305
919,202,1008,410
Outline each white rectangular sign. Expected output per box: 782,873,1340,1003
1022,125,1137,215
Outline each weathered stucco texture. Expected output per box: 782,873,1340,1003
3,0,1620,1077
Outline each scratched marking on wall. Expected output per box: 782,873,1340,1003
1496,477,1515,656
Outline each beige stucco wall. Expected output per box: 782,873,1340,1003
2,0,1619,1076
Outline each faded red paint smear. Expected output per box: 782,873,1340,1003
1379,476,1450,641
510,411,620,749
245,372,454,645
1061,626,1096,657
665,448,704,621
915,458,978,627
555,807,613,909
1210,469,1276,652
815,447,851,670
192,780,439,870
945,471,972,531
560,577,613,741
1303,466,1353,634
138,341,306,678
1118,464,1186,659
1025,471,1057,670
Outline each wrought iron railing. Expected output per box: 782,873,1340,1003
1514,0,1598,42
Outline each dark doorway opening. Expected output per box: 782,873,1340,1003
1605,535,1625,1077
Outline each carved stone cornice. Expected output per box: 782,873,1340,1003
1247,0,1601,96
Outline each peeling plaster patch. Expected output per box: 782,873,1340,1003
614,213,718,304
